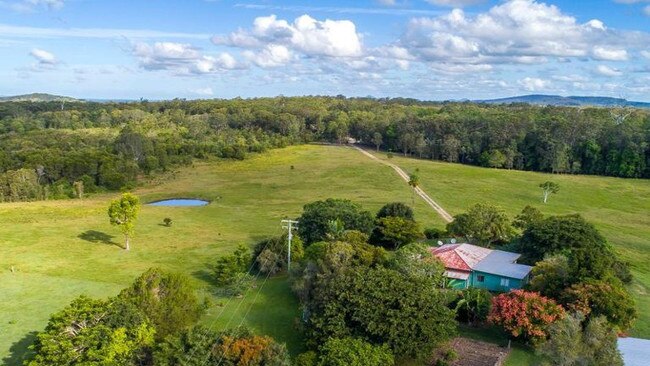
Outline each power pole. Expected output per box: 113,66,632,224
281,219,298,272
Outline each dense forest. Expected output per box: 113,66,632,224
1,97,648,201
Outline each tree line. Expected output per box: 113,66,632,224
1,97,648,202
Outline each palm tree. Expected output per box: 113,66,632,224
408,173,420,206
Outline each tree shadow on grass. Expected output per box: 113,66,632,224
78,230,120,247
2,331,37,366
192,268,215,287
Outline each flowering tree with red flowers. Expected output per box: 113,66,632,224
488,289,565,342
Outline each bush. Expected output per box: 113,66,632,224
318,337,394,366
163,217,172,227
118,268,205,339
297,199,374,245
305,266,456,359
155,326,290,366
253,234,303,274
213,245,251,287
488,290,565,342
424,227,445,239
376,202,414,220
561,279,636,331
369,216,423,250
294,351,318,366
538,313,623,366
453,288,492,325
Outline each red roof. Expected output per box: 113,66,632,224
430,243,492,272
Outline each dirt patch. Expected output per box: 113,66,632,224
449,337,510,366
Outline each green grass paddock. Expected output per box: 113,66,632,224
1,144,648,365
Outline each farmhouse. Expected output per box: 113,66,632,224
431,243,532,292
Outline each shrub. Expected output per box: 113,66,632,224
424,227,445,239
369,216,423,250
252,234,303,274
305,266,456,359
118,268,205,339
538,313,623,366
561,279,636,331
318,337,394,366
488,290,565,342
453,288,493,325
297,199,374,245
163,217,172,227
294,351,318,366
376,202,414,220
213,245,251,287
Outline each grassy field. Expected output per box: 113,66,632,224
0,145,439,365
1,144,648,365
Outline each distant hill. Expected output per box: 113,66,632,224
476,94,650,108
0,93,81,103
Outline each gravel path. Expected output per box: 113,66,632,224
353,146,454,223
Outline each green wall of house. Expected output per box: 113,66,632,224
468,271,525,292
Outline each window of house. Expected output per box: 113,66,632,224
477,275,485,282
500,278,510,287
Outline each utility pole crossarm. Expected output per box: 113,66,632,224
281,219,299,272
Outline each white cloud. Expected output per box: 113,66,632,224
395,0,648,67
377,0,396,5
518,77,551,91
5,0,64,13
0,23,210,40
243,44,293,67
592,46,628,61
30,48,57,65
214,14,363,62
425,0,485,7
645,5,650,16
641,50,650,59
131,42,242,75
595,65,623,77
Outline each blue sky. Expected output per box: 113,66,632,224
0,0,649,100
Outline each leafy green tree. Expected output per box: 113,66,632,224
370,216,423,249
407,173,420,205
371,132,383,151
326,218,346,242
518,215,616,281
561,279,636,331
154,326,290,366
26,296,155,366
528,254,572,300
118,268,205,339
214,245,252,285
453,288,493,325
305,266,456,359
107,193,141,250
376,202,414,221
446,203,514,247
389,243,445,287
539,181,560,203
252,234,302,275
297,199,374,245
318,338,394,366
513,205,544,230
538,313,623,366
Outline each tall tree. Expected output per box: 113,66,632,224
371,132,382,151
108,193,141,250
446,203,514,247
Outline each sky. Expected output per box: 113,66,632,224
0,0,649,101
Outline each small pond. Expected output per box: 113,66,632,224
147,199,209,207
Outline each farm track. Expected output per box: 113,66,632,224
352,146,454,223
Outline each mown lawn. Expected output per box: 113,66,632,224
0,144,438,365
1,144,648,365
